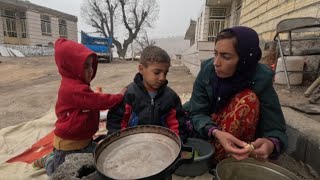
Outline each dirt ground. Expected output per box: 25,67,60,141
0,56,318,179
0,56,194,129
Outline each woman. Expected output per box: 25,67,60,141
186,26,287,162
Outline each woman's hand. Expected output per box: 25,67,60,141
251,138,274,160
214,130,251,160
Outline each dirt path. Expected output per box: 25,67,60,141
0,56,194,129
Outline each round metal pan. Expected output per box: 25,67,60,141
215,157,301,180
94,125,193,180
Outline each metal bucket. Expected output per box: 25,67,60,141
215,157,301,180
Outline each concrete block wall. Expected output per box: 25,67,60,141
283,107,320,175
240,0,320,43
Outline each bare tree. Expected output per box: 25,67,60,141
135,31,156,53
81,0,159,58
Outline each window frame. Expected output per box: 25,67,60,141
58,18,67,37
208,8,226,41
40,14,52,36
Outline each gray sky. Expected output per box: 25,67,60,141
27,0,204,39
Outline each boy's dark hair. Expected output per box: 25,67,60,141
140,46,171,67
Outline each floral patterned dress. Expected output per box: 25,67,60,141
211,88,260,161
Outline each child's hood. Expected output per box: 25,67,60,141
54,38,98,82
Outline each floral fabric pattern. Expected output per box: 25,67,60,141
211,89,260,161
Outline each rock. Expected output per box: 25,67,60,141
50,153,99,180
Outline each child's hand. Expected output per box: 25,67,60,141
119,87,127,95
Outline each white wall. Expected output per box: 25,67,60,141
200,6,211,41
67,20,77,42
195,6,211,42
27,11,54,45
0,17,4,44
26,11,77,46
181,43,200,76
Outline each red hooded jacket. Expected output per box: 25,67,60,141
54,38,123,140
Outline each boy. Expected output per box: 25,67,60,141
107,46,189,140
33,38,125,175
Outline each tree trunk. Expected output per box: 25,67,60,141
117,45,129,59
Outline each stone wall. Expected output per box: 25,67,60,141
1,44,54,56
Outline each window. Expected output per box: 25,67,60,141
208,8,226,41
209,8,226,19
41,14,51,35
1,9,17,37
1,9,27,38
19,12,26,19
2,9,15,18
208,20,225,41
58,19,67,37
5,18,17,37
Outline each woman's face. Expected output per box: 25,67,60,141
213,38,239,78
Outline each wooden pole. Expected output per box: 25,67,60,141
304,76,320,97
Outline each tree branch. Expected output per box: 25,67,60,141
119,0,133,35
82,0,159,58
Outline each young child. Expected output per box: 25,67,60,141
107,46,189,140
33,38,125,175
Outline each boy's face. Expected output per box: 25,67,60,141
84,56,94,84
139,62,170,92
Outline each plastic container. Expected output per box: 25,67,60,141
275,56,305,85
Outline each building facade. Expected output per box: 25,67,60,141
183,0,243,75
183,0,320,76
0,0,77,46
241,0,320,44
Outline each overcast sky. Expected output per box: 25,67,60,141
27,0,204,39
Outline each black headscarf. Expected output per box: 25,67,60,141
212,26,262,113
